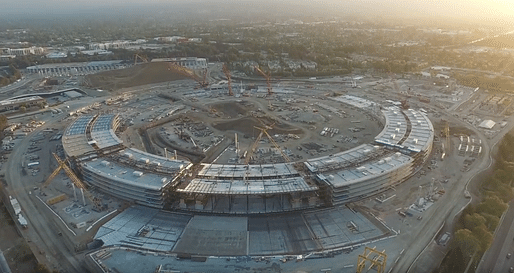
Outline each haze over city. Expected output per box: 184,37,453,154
1,0,514,27
2,0,514,273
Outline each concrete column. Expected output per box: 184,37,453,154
194,200,204,210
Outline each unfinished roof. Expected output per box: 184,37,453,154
91,114,123,149
178,176,317,195
318,152,413,188
331,95,376,109
197,163,299,179
375,108,408,146
94,206,191,252
62,115,95,157
402,109,434,152
304,144,383,173
125,148,190,172
479,119,495,129
82,159,174,191
0,95,44,106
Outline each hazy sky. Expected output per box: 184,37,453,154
1,0,514,27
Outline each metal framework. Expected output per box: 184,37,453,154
134,53,148,65
43,153,103,211
222,63,233,96
254,66,272,96
244,124,290,165
168,63,208,88
356,246,387,273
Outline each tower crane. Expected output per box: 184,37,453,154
134,53,149,65
43,153,104,211
254,66,272,96
244,123,290,165
222,63,233,96
168,63,209,88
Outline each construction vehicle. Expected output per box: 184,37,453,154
222,63,233,96
43,153,104,212
134,53,148,65
254,66,272,96
356,246,387,273
168,63,209,88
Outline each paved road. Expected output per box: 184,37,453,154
5,113,87,272
391,108,493,272
395,88,514,272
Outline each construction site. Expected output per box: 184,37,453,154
0,58,510,273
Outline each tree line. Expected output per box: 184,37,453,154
435,133,514,273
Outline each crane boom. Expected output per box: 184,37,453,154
168,63,209,88
245,131,264,165
44,153,103,211
244,124,290,165
262,129,290,162
134,53,148,65
254,66,272,96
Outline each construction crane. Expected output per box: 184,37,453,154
254,66,272,96
43,153,104,211
244,123,290,165
222,63,233,96
134,53,148,65
168,63,209,88
356,246,387,273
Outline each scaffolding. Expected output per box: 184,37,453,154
356,246,387,273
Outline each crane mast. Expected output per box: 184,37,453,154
222,63,233,96
254,66,272,96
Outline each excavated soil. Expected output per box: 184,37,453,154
86,62,187,90
213,116,303,137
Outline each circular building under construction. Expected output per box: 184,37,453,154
61,95,433,214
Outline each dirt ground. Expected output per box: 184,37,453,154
213,116,304,137
86,62,187,90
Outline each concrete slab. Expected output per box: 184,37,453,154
303,207,386,249
248,214,317,255
173,216,248,256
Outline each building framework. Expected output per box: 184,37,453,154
61,95,434,212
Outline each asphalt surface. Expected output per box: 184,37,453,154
3,106,99,272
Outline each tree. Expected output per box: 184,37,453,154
473,225,493,251
453,229,481,258
476,195,508,218
436,247,466,273
463,213,486,231
0,115,7,131
479,213,500,232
